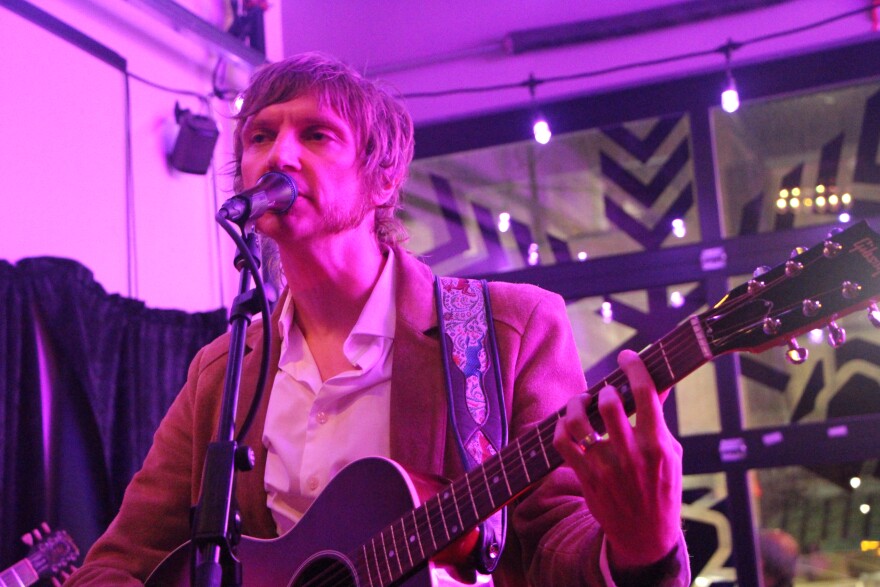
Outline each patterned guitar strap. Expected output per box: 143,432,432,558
434,276,508,574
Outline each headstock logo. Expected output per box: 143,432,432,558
851,237,880,278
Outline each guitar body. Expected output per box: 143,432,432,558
148,457,436,587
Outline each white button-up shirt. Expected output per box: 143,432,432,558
263,249,397,534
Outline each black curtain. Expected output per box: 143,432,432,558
0,257,227,569
0,260,45,569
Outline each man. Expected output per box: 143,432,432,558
66,53,689,586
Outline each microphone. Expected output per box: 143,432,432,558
218,171,298,225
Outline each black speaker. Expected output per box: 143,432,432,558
169,105,219,175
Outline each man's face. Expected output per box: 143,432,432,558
239,94,373,244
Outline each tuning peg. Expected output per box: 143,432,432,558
802,299,822,317
842,281,862,300
869,302,880,328
763,317,781,335
790,246,807,259
785,260,803,277
827,320,846,348
748,278,765,294
786,338,809,364
753,265,771,277
823,240,843,258
827,227,843,237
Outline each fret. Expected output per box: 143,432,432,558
457,480,481,533
0,561,36,587
641,323,706,393
521,433,551,483
445,485,464,535
464,473,480,520
359,546,376,587
387,526,404,576
370,537,386,585
516,439,531,484
485,460,510,510
379,531,396,579
658,339,675,382
480,465,496,509
437,491,449,544
423,500,439,550
411,510,426,557
500,445,527,497
537,419,552,468
497,453,513,495
399,517,414,568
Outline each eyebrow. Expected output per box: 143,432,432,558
243,111,349,137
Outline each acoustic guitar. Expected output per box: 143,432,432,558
148,221,880,586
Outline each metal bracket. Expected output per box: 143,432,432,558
719,437,747,462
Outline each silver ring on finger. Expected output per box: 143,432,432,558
577,431,604,451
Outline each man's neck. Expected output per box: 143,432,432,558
279,234,388,380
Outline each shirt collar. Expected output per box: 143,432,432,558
276,248,397,348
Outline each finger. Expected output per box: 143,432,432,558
554,395,605,458
618,350,663,434
563,394,597,444
554,411,589,464
596,384,634,448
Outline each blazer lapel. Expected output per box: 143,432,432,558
235,294,286,537
389,249,450,476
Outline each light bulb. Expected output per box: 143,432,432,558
721,73,739,113
671,218,686,238
498,212,511,233
533,117,551,145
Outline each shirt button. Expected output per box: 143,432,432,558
306,476,320,492
316,411,328,425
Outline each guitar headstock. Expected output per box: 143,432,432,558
699,221,880,361
22,525,79,583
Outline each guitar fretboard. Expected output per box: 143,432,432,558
352,319,708,585
0,560,39,587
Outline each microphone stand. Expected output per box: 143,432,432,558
190,231,262,587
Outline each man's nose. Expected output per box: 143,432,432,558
267,132,302,171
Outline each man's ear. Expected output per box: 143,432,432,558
372,179,396,207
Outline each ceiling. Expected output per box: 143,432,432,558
272,0,877,125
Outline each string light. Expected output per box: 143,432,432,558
671,218,686,238
527,73,551,144
600,301,613,323
720,40,741,113
533,116,552,144
497,211,511,232
776,184,856,219
577,251,588,261
670,291,685,308
402,7,871,102
527,242,540,265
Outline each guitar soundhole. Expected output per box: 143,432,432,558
289,553,357,587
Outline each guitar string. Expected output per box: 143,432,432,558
295,325,703,587
294,248,840,586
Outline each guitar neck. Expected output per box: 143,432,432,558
354,319,710,585
0,559,39,587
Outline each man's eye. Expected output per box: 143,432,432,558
309,130,332,142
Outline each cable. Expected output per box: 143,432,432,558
126,71,213,103
402,5,875,100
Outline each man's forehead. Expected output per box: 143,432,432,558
246,93,347,126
